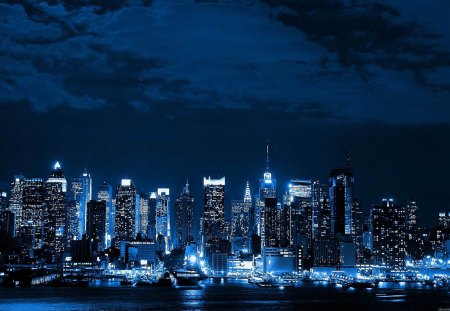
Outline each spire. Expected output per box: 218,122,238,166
54,161,61,170
346,154,352,171
266,139,270,172
244,180,251,203
184,178,190,194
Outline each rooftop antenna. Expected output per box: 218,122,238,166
340,139,351,170
266,139,270,172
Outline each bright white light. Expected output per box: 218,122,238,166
121,179,131,186
54,161,61,170
189,255,197,264
158,188,170,196
200,260,206,267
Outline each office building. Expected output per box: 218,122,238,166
231,181,252,254
329,158,354,239
43,162,67,257
97,182,114,247
115,179,137,242
156,188,171,253
86,200,107,252
175,180,194,248
372,198,406,270
203,177,226,243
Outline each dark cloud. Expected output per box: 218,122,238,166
1,0,449,122
263,0,450,90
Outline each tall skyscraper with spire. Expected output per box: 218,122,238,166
175,180,195,249
231,181,252,254
255,141,276,241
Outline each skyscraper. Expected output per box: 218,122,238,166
312,181,328,239
372,198,406,270
256,142,276,241
351,198,364,263
329,159,354,239
97,182,114,247
79,171,92,237
286,180,313,262
86,200,107,252
9,176,24,233
155,188,171,253
19,178,45,255
138,193,149,237
406,200,418,237
175,180,195,249
67,179,82,241
43,162,67,257
0,191,7,212
263,197,278,247
115,179,137,242
231,181,252,254
203,177,226,243
148,192,157,241
67,171,92,240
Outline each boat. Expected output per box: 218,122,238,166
152,272,173,287
348,277,375,289
173,268,206,286
47,276,89,288
329,271,348,285
255,277,294,288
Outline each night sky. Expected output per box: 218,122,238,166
0,0,449,227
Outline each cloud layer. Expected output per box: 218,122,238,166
1,0,449,123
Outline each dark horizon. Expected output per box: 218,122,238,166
1,102,448,228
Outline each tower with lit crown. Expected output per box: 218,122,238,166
256,141,276,246
43,161,67,258
115,179,137,243
231,181,252,254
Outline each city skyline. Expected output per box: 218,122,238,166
0,153,440,226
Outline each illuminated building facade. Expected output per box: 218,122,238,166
9,176,24,235
329,160,354,239
371,198,406,270
20,178,45,251
139,193,149,237
351,198,364,263
231,181,251,254
97,182,114,247
203,177,226,242
115,179,137,242
256,142,276,245
43,162,67,257
156,188,171,252
288,180,313,258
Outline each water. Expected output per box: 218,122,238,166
0,279,448,310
